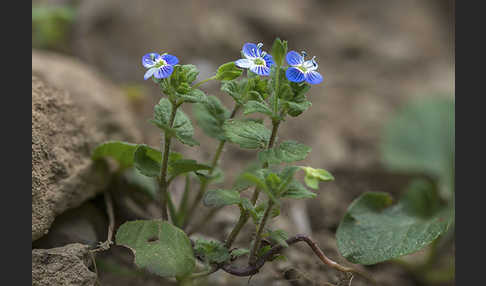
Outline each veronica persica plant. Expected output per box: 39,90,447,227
91,37,451,286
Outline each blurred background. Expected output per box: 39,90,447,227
32,0,454,285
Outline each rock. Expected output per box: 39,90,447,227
32,50,142,241
32,243,97,286
33,202,108,249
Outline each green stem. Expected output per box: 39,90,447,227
248,200,274,265
159,100,180,221
225,206,248,248
182,105,240,228
224,120,280,248
273,65,281,115
192,76,217,89
176,175,191,227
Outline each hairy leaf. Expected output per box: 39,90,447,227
268,229,289,247
116,220,195,278
221,79,247,105
177,88,207,103
243,100,273,116
134,144,162,177
271,38,288,67
336,180,453,265
282,180,316,199
203,189,241,207
300,166,334,189
223,119,271,149
151,98,199,146
216,62,243,81
92,141,138,169
194,239,231,264
193,95,230,140
168,159,211,178
258,140,311,165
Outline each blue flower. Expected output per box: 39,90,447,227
285,51,323,85
142,52,179,80
235,43,274,76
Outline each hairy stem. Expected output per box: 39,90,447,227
225,206,248,248
224,120,280,248
159,100,180,221
192,76,217,89
273,65,281,115
248,200,274,265
183,105,240,228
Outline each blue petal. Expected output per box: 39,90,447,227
305,71,323,84
161,54,179,66
142,53,160,68
154,65,174,79
263,54,274,68
250,65,270,76
286,51,304,66
144,67,158,80
286,67,305,83
242,43,259,58
235,58,252,69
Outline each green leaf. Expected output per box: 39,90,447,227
194,239,231,264
168,159,211,178
221,79,246,105
195,167,224,184
243,100,273,116
282,181,316,199
177,88,207,103
241,172,279,205
171,64,200,87
271,38,288,67
116,220,195,278
247,76,270,101
258,140,311,165
300,166,334,189
381,98,454,196
152,98,199,146
268,229,289,247
281,82,312,116
203,189,241,207
223,119,271,149
193,96,230,140
232,162,263,192
134,145,162,177
215,62,243,81
92,141,138,169
336,180,453,265
231,248,250,258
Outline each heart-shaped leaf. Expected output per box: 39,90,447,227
116,220,195,278
223,119,271,149
203,189,241,207
134,144,162,177
336,180,453,265
258,140,311,165
92,141,138,169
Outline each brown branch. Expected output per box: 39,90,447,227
91,191,115,252
219,234,376,284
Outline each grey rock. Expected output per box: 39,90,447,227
32,50,142,241
32,243,97,286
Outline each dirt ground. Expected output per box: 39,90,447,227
33,0,454,285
